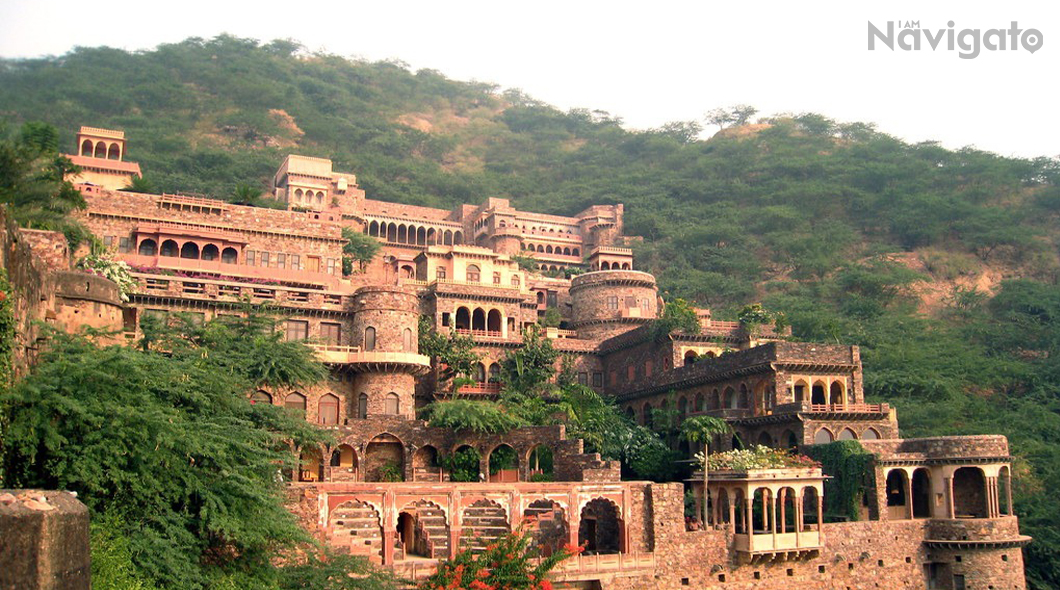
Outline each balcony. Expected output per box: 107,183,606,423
454,328,505,339
308,346,431,374
456,382,502,395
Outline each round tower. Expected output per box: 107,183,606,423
348,286,429,420
569,270,658,341
489,231,523,256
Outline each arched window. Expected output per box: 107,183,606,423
402,327,413,352
107,143,120,160
221,247,238,264
384,393,400,415
364,327,376,351
357,393,368,419
160,240,178,257
80,139,93,156
180,242,200,259
830,382,844,405
201,244,219,261
138,239,158,256
488,363,501,383
466,264,480,283
285,392,307,414
474,362,486,383
838,428,858,441
813,428,834,444
572,248,580,257
94,142,106,158
319,394,339,425
250,390,272,405
511,275,521,287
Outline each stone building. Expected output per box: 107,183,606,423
0,126,1030,589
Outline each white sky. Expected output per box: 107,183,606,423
1,0,1057,158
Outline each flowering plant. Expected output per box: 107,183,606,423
419,527,579,590
700,445,821,472
77,252,137,301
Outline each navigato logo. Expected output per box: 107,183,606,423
868,21,1043,59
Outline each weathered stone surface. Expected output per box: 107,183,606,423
0,490,90,590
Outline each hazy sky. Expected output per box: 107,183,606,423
1,0,1057,158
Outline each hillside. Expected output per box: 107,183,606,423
2,35,1060,587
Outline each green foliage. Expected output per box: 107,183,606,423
418,316,480,383
512,253,537,272
499,327,558,394
91,512,161,590
806,441,876,522
0,312,340,589
377,461,403,483
439,446,481,482
538,307,561,328
0,269,13,394
653,298,699,338
419,528,576,590
488,444,517,474
121,175,158,194
341,227,380,275
421,399,527,434
76,251,137,301
702,445,819,471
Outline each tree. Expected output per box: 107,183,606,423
418,316,480,385
419,528,576,590
705,105,758,130
681,415,732,526
121,175,158,194
342,227,381,275
653,298,700,338
499,326,558,395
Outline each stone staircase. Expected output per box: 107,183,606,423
523,501,568,556
461,500,510,553
328,501,383,560
413,467,449,482
413,504,450,558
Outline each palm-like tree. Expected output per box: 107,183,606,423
680,415,732,527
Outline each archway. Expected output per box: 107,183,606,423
711,389,721,410
298,446,323,482
523,500,567,556
811,381,826,405
138,239,158,256
472,308,486,331
201,244,219,261
829,382,844,405
487,309,502,333
487,363,501,383
782,429,799,449
813,428,834,445
778,487,798,533
738,384,749,409
285,392,307,414
642,403,653,429
107,143,120,160
365,433,405,482
180,242,200,259
94,142,106,158
684,351,698,366
319,393,340,425
330,444,357,478
413,445,441,481
250,390,272,405
398,500,448,558
733,489,747,533
330,501,383,559
527,445,554,481
724,387,737,409
838,428,858,441
160,239,178,257
953,467,988,518
579,498,621,555
221,247,237,264
802,487,820,531
999,466,1012,516
694,392,704,413
757,432,773,448
447,445,481,482
488,444,518,482
462,499,509,552
81,139,93,156
863,427,881,440
751,488,773,533
886,469,910,519
912,468,932,518
455,307,471,330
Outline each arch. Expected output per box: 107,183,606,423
447,445,481,482
829,381,844,405
563,247,571,255
953,467,988,518
862,427,881,440
357,393,368,419
387,223,397,242
369,220,379,236
999,465,1012,516
294,188,304,202
793,379,808,403
572,248,580,257
94,142,106,158
738,384,750,409
912,468,932,518
412,445,440,481
329,500,382,558
523,499,567,556
642,402,653,429
363,326,376,351
180,242,200,259
711,389,721,410
365,433,405,482
621,263,631,270
677,396,688,417
487,444,518,482
384,392,400,415
579,498,621,554
802,487,820,530
731,435,743,450
751,488,773,533
694,392,705,412
471,308,486,331
200,244,219,261
778,487,798,533
285,392,307,414
474,362,486,383
545,245,553,254
107,143,120,160
813,428,834,445
417,226,427,245
400,264,414,278
250,390,272,405
537,245,544,253
138,239,158,256
466,264,481,283
453,231,463,245
80,139,93,156
455,307,471,330
398,499,448,558
316,191,324,205
461,499,509,550
487,309,502,332
527,446,554,480
487,362,501,383
402,327,414,352
838,428,858,441
811,381,827,405
160,239,178,257
298,446,324,482
511,275,521,287
886,469,910,517
684,350,698,366
724,387,737,409
397,224,407,243
427,227,436,244
757,432,773,448
330,444,357,472
601,261,611,270
319,393,340,425
782,429,799,449
221,247,237,264
443,230,453,245
732,488,747,533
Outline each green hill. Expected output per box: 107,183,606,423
3,35,1060,587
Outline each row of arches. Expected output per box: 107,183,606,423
813,426,881,444
499,221,576,235
80,139,121,160
365,221,464,246
251,390,402,426
522,243,580,257
292,188,325,206
136,238,239,263
884,465,1011,520
598,261,632,270
793,378,848,406
454,306,505,334
708,486,821,536
331,495,622,561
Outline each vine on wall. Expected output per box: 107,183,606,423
807,440,876,522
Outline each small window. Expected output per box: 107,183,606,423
493,272,501,284
246,250,256,266
326,258,338,275
285,320,309,341
118,237,131,253
437,267,447,280
384,393,400,415
319,394,339,425
364,327,376,351
402,327,413,352
321,322,342,346
357,393,368,419
277,253,286,269
103,236,114,249
260,252,270,267
592,372,603,387
511,275,520,287
466,264,480,283
578,372,588,385
291,254,300,269
607,296,619,310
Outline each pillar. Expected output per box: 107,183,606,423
906,471,914,520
